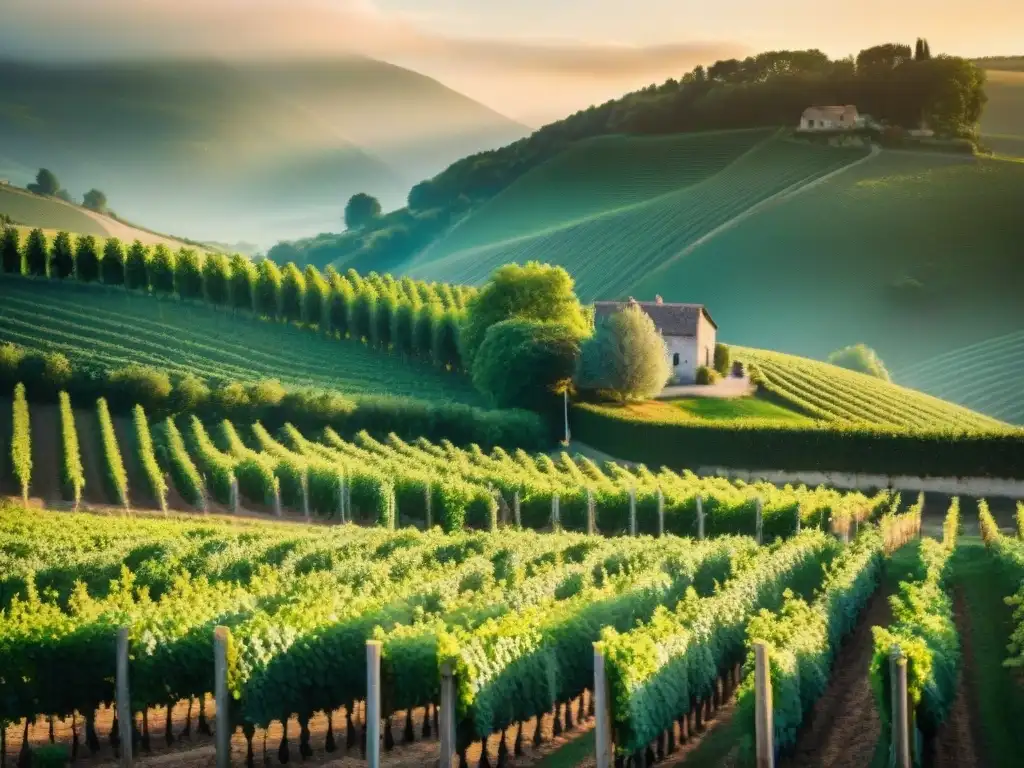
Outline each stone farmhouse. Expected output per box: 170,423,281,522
594,296,717,385
799,105,863,131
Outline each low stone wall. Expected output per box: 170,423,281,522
696,466,1024,499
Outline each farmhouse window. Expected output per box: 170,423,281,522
673,353,680,366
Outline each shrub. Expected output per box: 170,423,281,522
170,373,211,413
695,366,720,385
827,343,890,381
0,344,26,392
30,745,69,768
714,343,731,376
107,365,173,413
460,261,589,368
473,319,580,411
577,302,669,401
17,351,73,397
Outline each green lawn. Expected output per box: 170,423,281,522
0,277,484,405
669,394,810,423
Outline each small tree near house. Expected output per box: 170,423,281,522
713,342,731,376
577,302,670,401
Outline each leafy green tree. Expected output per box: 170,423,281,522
392,302,416,357
345,193,382,230
101,237,126,286
253,258,283,318
827,343,890,381
202,252,230,307
174,248,203,300
148,245,176,295
229,253,255,312
27,168,60,196
125,240,149,291
713,342,731,376
399,276,421,307
462,262,589,368
374,293,397,349
349,284,377,342
328,273,354,337
49,231,75,279
433,310,462,369
74,235,100,282
0,224,20,274
856,43,913,72
303,264,330,329
473,319,581,409
24,228,48,276
414,303,441,359
83,189,108,213
280,262,306,323
576,303,670,401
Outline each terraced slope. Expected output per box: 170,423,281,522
735,346,1009,431
0,279,483,405
406,133,868,300
894,330,1024,424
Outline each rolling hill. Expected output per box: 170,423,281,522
1,183,193,249
0,57,528,247
404,131,870,298
973,56,1024,156
0,278,483,406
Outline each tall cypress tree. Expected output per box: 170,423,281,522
75,235,100,282
0,225,20,274
101,237,126,286
49,231,75,279
24,228,48,276
125,240,150,291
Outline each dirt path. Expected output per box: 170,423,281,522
74,407,111,505
112,413,159,510
932,587,983,768
780,578,894,768
28,403,62,502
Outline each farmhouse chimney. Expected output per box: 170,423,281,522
655,295,663,304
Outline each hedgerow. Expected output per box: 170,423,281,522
10,382,32,502
133,405,168,511
96,397,129,507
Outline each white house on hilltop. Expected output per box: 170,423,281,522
594,296,717,384
799,105,863,131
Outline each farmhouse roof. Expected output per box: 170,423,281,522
593,300,717,336
802,105,858,119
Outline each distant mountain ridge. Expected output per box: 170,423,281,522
0,56,529,246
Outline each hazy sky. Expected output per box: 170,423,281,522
3,0,1021,124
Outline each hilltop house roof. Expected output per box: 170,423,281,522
593,297,717,337
801,105,859,122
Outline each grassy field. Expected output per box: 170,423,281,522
2,184,192,248
734,346,1007,430
669,393,811,423
979,68,1024,156
0,277,484,404
405,132,868,300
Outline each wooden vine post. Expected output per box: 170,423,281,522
366,641,382,768
116,627,133,768
301,468,311,521
214,626,231,768
337,471,346,523
439,662,456,767
513,489,522,527
551,492,561,530
629,487,637,537
587,488,597,535
753,641,774,768
795,503,801,535
593,644,614,768
272,478,282,518
697,495,705,540
890,645,911,768
755,497,764,545
657,487,665,537
424,480,432,529
230,474,240,515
